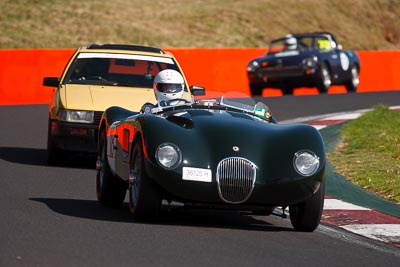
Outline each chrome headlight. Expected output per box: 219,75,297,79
247,61,260,72
58,109,94,123
156,143,182,169
293,150,320,176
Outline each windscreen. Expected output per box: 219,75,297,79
268,36,316,54
63,52,182,88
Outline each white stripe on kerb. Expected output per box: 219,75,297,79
323,199,371,210
342,224,400,243
323,112,363,120
312,125,327,130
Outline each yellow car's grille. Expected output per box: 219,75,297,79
94,111,103,125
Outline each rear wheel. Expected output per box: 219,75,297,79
96,130,127,207
128,139,162,221
289,180,325,232
316,63,331,93
345,65,359,92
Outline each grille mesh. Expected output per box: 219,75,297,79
216,157,257,204
93,111,103,125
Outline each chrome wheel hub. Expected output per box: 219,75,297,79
351,68,360,87
96,158,104,190
129,160,140,209
322,69,331,87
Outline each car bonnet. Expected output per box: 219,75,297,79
63,84,156,112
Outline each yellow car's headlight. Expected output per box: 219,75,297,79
58,109,94,123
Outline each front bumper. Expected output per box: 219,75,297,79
248,66,319,88
49,120,98,153
146,159,325,207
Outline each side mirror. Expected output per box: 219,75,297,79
190,85,206,96
43,77,60,87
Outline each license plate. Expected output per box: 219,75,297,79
182,167,212,183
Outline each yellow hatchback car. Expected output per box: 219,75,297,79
43,44,194,165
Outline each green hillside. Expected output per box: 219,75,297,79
1,0,399,49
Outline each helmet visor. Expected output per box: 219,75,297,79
156,83,183,93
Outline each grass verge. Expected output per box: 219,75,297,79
1,0,399,49
327,105,400,204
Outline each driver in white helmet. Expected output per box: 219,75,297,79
140,69,185,113
154,69,185,107
284,36,298,50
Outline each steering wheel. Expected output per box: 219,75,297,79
162,98,191,106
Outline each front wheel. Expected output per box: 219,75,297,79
47,117,63,165
345,65,359,92
128,139,162,221
316,63,331,93
289,180,325,232
281,87,294,95
96,130,127,207
249,83,264,96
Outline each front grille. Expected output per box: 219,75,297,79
260,66,304,78
216,157,257,204
93,111,103,125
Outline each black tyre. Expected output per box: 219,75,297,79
249,83,264,96
281,87,294,95
316,63,331,93
96,130,127,207
289,180,325,232
47,117,63,165
345,65,359,92
128,139,162,221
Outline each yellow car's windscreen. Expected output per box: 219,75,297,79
63,53,181,88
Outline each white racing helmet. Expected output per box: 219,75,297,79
285,36,297,50
153,69,184,106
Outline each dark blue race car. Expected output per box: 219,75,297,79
247,32,360,95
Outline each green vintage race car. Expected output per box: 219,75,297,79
96,89,326,231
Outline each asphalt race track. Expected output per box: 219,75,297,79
1,91,399,266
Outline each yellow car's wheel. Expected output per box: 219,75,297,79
47,117,62,165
